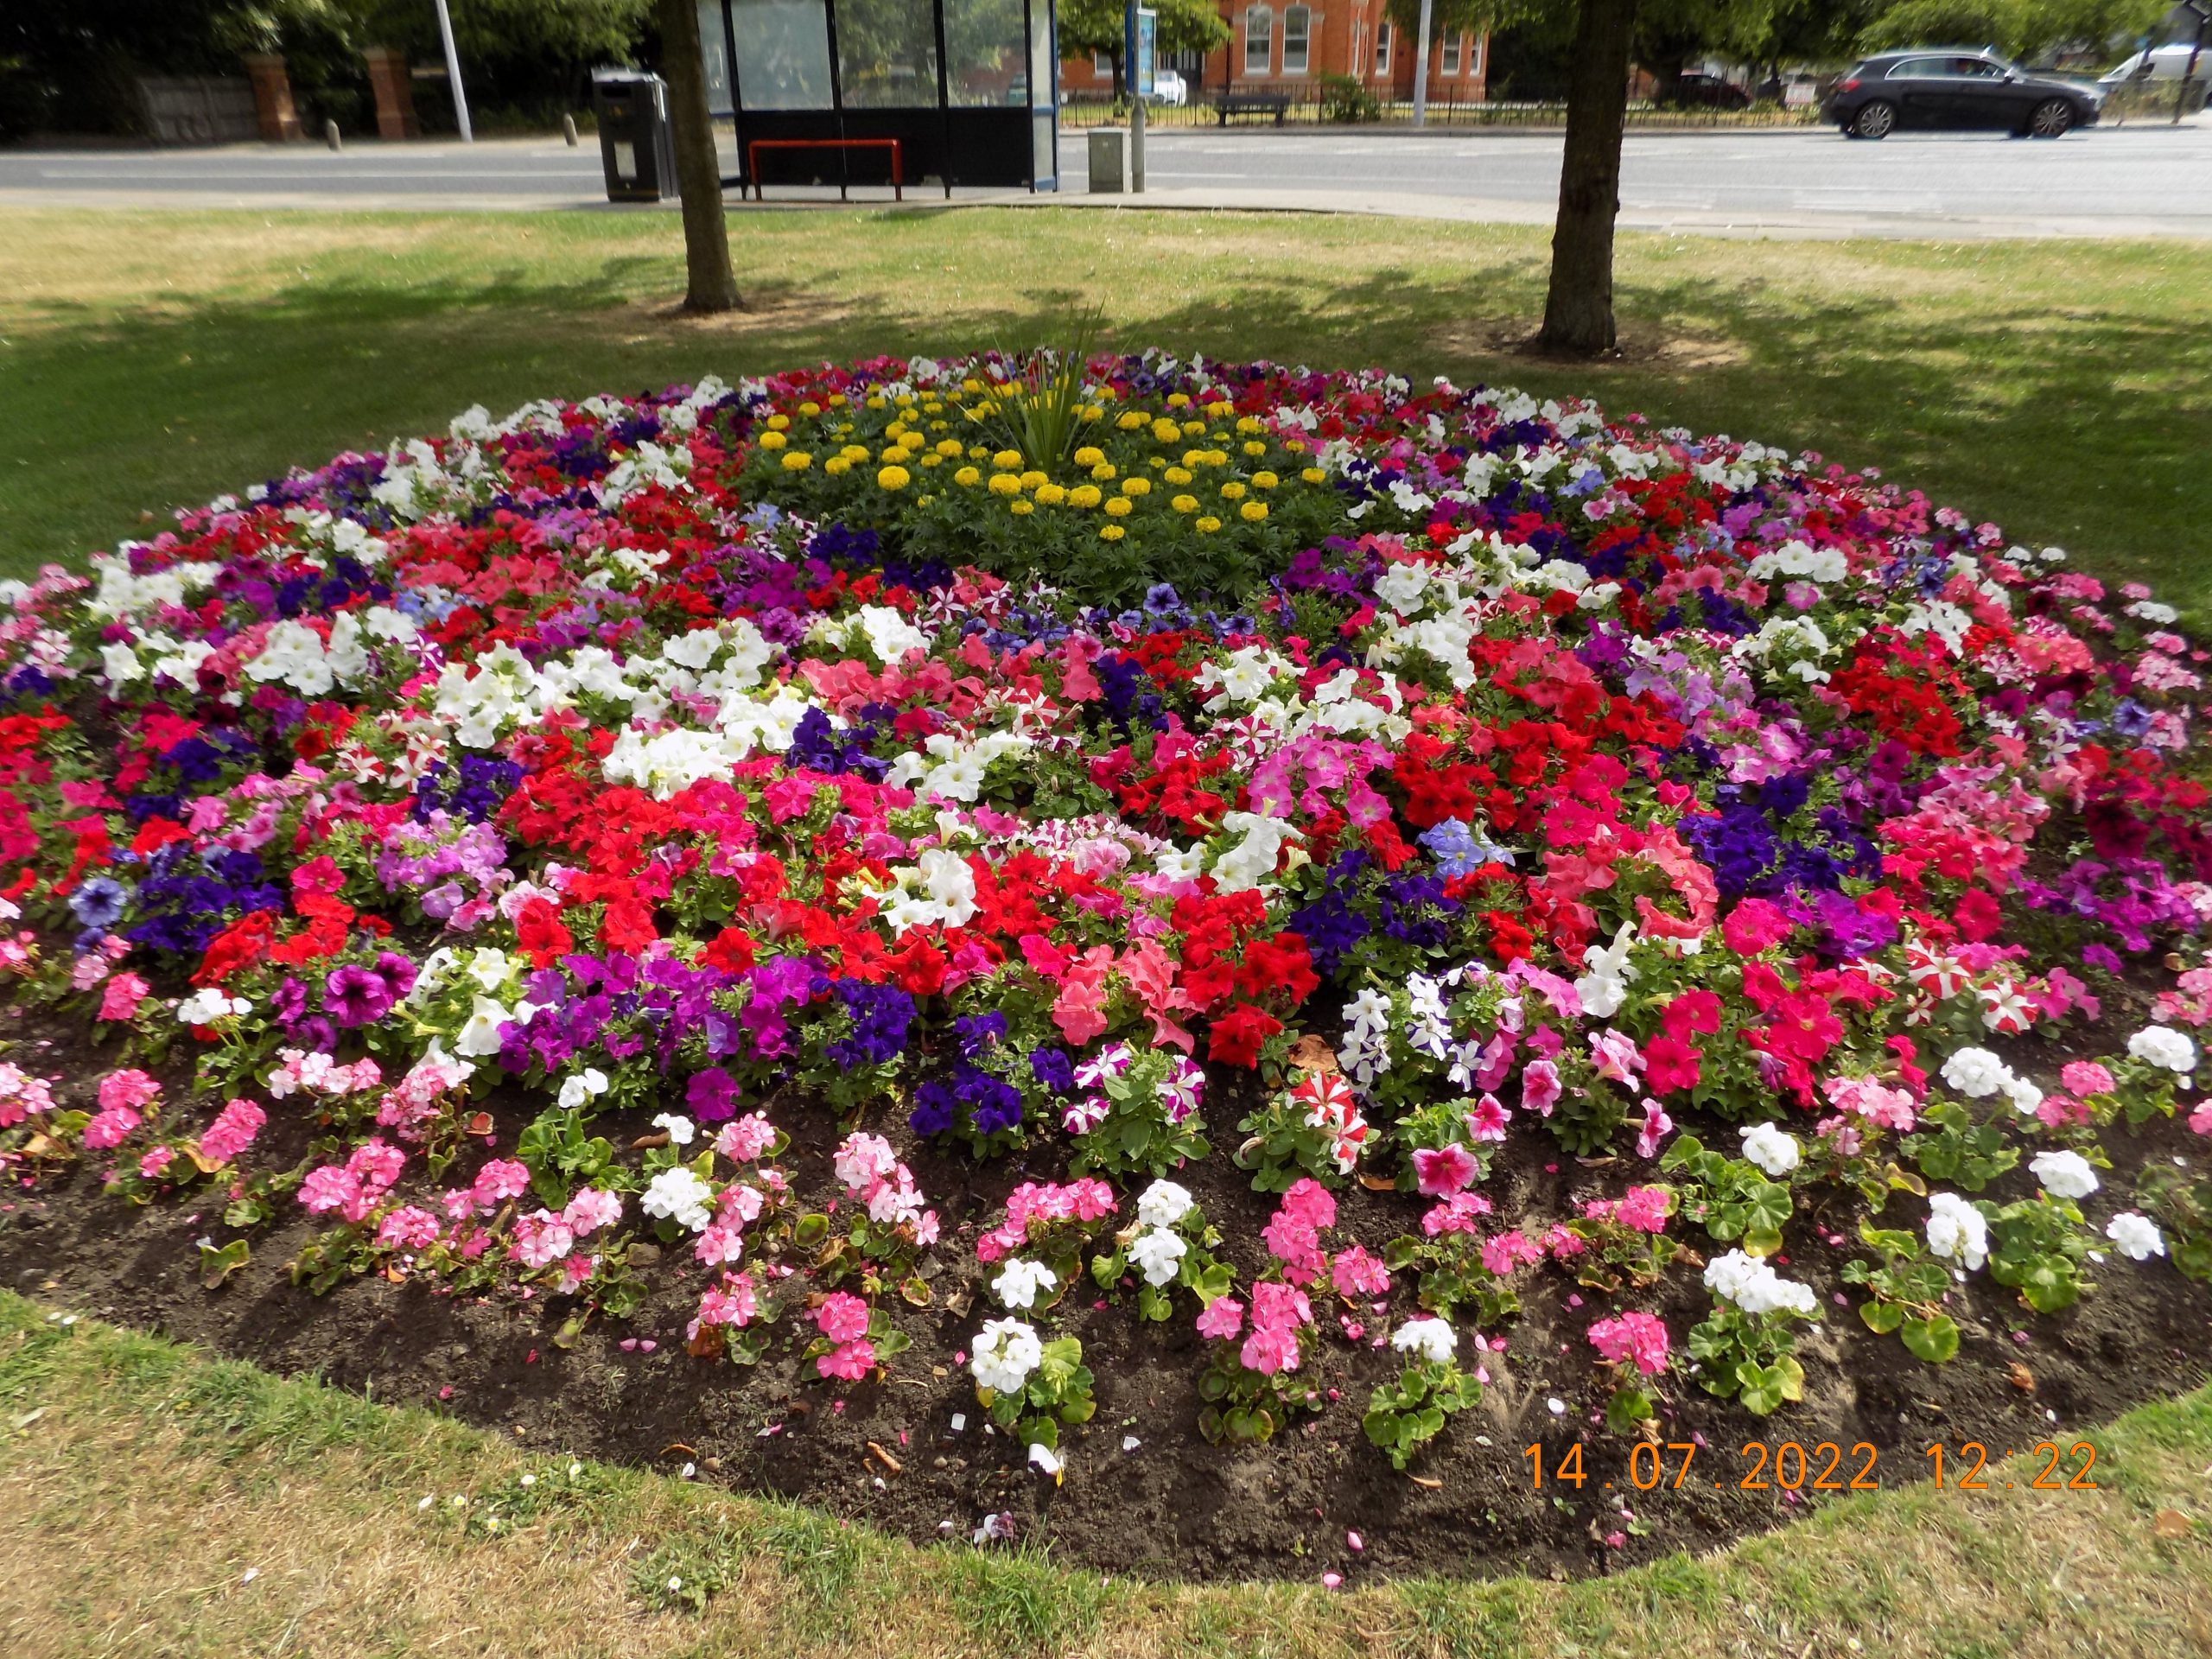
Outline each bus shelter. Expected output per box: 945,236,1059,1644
697,0,1059,194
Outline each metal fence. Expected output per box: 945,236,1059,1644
1057,95,1826,131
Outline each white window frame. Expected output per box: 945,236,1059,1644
1281,4,1312,76
1243,5,1273,78
1440,29,1462,76
1373,19,1391,76
1093,49,1113,76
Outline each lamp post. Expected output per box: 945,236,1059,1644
1410,0,1434,127
433,0,474,142
2177,0,2209,126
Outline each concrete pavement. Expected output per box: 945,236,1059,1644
2,120,2207,238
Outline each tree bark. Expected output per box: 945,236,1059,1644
1536,0,1637,357
658,0,741,314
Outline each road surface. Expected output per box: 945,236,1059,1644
2,123,2205,237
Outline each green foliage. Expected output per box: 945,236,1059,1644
1384,1230,1522,1324
1362,1358,1482,1470
1195,1344,1319,1446
1686,1304,1810,1415
1982,1193,2094,1313
1899,1096,2018,1192
2139,1163,2212,1284
515,1106,619,1209
1857,0,2166,61
1319,74,1382,124
1841,1221,1960,1363
1658,1134,1794,1255
1066,1049,1211,1180
978,1336,1096,1451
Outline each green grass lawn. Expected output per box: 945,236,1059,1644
2,207,2208,612
3,1294,2209,1659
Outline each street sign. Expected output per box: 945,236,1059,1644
1126,5,1157,99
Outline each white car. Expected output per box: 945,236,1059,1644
1147,68,1188,107
2101,43,2208,83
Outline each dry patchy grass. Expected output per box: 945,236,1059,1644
3,1294,2209,1659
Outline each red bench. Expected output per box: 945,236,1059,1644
746,137,904,202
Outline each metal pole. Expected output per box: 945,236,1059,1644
432,0,473,141
1411,0,1433,127
1126,1,1145,191
2178,7,2209,124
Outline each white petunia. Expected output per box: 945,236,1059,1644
970,1318,1044,1395
1390,1317,1457,1364
2105,1211,2166,1262
1737,1122,1801,1178
1128,1228,1188,1287
1939,1046,2010,1100
1925,1192,1989,1271
2029,1149,2100,1200
992,1258,1058,1311
1136,1179,1197,1230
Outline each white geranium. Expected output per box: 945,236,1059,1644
1939,1046,2010,1100
2105,1212,2166,1262
970,1318,1044,1395
2128,1026,2197,1074
639,1166,715,1232
1925,1192,1989,1271
1391,1317,1457,1365
652,1112,696,1147
175,988,251,1024
1703,1249,1819,1318
992,1258,1058,1311
2029,1149,2100,1200
1128,1228,1188,1287
1136,1179,1196,1230
1738,1122,1802,1178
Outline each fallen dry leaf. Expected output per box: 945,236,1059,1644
2154,1509,2193,1540
2007,1362,2036,1393
1287,1034,1341,1076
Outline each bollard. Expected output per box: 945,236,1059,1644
324,118,342,152
563,113,579,147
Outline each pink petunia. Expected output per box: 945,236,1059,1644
1412,1143,1477,1197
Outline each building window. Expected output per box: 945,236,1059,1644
1373,21,1391,76
1282,4,1311,75
1093,49,1112,75
1243,5,1272,78
1441,29,1462,75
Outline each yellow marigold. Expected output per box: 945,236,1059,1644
1122,476,1153,496
866,394,887,410
1181,420,1205,437
1285,437,1308,452
1090,461,1116,482
1035,482,1068,506
955,466,982,486
1164,467,1194,486
1104,496,1133,517
1073,446,1105,467
758,430,788,450
1067,484,1103,509
993,449,1024,471
1117,410,1147,430
987,472,1022,497
1240,500,1268,522
799,400,822,417
1010,499,1034,516
828,392,849,407
1166,392,1191,407
1243,440,1268,457
1100,524,1126,541
1195,515,1223,533
920,453,943,468
1206,400,1234,418
1171,493,1198,513
1220,481,1248,501
935,438,963,457
877,465,911,490
1150,419,1180,443
824,457,851,476
1252,471,1280,489
886,422,909,442
1236,416,1263,435
1302,467,1327,484
969,445,991,460
1019,470,1048,491
766,414,791,431
780,451,813,471
842,444,871,462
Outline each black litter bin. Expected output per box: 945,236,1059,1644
592,71,678,202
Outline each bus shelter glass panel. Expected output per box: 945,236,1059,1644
1029,0,1057,180
944,0,1026,105
731,0,834,110
698,0,734,115
837,0,942,107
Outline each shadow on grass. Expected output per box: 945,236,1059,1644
2,224,2205,611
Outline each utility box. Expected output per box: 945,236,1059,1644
593,71,678,202
1087,127,1127,194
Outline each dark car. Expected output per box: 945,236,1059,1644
1821,48,2101,138
1661,73,1754,111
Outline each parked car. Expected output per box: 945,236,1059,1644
1660,73,1753,111
1147,68,1189,108
2101,42,2209,84
1823,48,2102,138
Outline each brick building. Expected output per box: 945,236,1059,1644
1062,3,1489,105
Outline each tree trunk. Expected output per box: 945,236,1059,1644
1536,0,1636,357
658,0,741,314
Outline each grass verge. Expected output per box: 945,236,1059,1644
2,206,2207,610
1,1291,2208,1658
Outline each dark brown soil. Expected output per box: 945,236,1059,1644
4,1007,2209,1586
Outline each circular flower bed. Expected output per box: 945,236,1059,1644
3,353,2210,1580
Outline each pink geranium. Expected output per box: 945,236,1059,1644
1588,1312,1671,1376
1329,1243,1391,1299
1196,1295,1245,1341
815,1291,872,1344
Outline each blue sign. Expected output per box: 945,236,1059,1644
1126,5,1157,98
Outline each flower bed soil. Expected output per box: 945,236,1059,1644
6,1008,2208,1583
